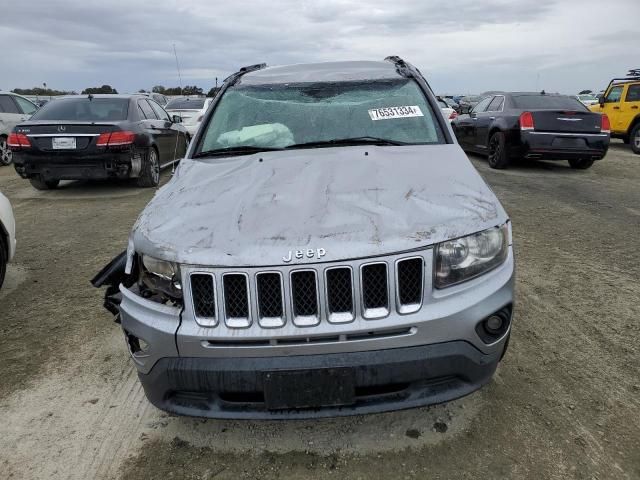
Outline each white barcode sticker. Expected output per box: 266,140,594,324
368,106,424,121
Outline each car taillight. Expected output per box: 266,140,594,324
7,133,31,148
448,111,458,120
519,111,535,131
96,131,136,147
601,114,610,134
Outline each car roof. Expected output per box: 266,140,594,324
238,61,403,85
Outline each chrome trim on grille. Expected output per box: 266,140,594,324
221,272,251,328
190,272,217,327
360,262,390,320
324,266,355,324
184,248,433,331
395,257,424,315
256,271,285,328
290,269,320,327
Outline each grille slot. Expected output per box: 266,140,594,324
361,263,389,319
396,258,424,314
290,270,319,326
190,273,216,325
325,267,354,323
222,273,250,328
256,272,285,328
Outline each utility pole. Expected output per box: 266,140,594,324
173,44,183,94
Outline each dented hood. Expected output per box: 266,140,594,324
131,145,507,266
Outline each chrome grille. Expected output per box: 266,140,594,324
256,272,285,328
325,267,354,323
290,270,319,326
190,274,216,324
222,273,250,328
361,263,389,319
396,258,424,314
188,249,431,329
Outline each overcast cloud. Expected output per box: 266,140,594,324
2,0,638,94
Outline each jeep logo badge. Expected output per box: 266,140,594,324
282,248,326,263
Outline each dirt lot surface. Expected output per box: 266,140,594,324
0,142,638,479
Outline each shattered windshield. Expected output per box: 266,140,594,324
196,79,445,156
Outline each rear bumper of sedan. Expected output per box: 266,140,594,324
12,148,142,181
519,131,609,160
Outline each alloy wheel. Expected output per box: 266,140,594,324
635,130,640,150
150,149,160,184
488,135,501,165
0,139,12,165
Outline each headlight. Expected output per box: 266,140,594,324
434,224,509,289
140,254,182,300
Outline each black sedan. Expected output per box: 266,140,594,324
9,94,189,189
452,92,610,169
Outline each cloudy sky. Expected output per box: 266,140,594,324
2,0,638,94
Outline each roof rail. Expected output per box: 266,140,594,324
223,63,267,85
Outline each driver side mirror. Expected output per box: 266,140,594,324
598,95,605,106
172,114,182,123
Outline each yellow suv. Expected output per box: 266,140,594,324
590,69,640,154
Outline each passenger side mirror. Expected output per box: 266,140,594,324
172,114,182,123
598,95,605,106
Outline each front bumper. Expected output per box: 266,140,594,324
118,248,514,418
519,131,609,160
138,342,503,419
12,148,142,181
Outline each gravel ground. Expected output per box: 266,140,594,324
0,142,638,479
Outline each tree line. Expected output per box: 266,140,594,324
12,84,221,97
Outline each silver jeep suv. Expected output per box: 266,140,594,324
93,57,515,419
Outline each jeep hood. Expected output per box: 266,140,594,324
131,145,508,266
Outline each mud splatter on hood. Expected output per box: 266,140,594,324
132,144,508,266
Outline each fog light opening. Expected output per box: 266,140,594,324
475,306,512,344
485,315,504,333
124,330,149,356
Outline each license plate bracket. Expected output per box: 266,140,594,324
52,137,77,150
263,368,355,410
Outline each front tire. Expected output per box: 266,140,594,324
0,136,12,166
568,158,594,169
136,147,160,188
487,131,509,169
29,176,60,190
630,124,640,155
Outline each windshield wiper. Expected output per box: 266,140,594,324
192,145,285,158
285,137,410,149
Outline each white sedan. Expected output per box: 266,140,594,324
0,191,16,288
183,98,214,137
437,97,457,121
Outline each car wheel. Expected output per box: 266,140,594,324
0,234,6,289
136,146,160,188
29,176,60,190
568,158,594,169
630,124,640,154
487,131,509,169
0,136,12,166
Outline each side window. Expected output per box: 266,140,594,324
13,96,38,115
472,97,492,113
625,84,640,102
0,95,20,113
487,96,504,112
149,100,170,121
605,86,623,103
138,100,157,119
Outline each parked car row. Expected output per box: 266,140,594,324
451,91,610,169
9,94,189,189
